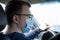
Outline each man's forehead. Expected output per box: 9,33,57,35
22,5,29,8
21,5,30,14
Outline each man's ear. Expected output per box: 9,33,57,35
13,15,19,24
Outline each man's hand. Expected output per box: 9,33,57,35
39,23,49,31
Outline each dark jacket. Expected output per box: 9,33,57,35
7,32,32,40
0,28,42,40
7,28,42,40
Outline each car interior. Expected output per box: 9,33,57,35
0,0,60,40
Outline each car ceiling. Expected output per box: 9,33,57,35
0,0,59,4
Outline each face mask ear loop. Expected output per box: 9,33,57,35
16,22,23,32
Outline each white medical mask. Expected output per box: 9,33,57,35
22,18,33,33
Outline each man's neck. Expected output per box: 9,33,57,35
5,24,22,35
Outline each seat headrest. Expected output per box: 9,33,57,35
0,5,7,31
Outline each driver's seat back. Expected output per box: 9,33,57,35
0,4,10,40
0,4,7,31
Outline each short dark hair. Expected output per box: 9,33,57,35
5,1,31,25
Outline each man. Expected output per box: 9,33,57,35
5,1,33,40
5,0,32,34
5,1,49,40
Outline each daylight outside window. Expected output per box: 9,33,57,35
30,1,60,31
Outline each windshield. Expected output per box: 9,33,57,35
30,1,60,27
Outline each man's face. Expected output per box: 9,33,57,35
18,5,31,28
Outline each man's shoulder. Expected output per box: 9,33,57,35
7,32,32,40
